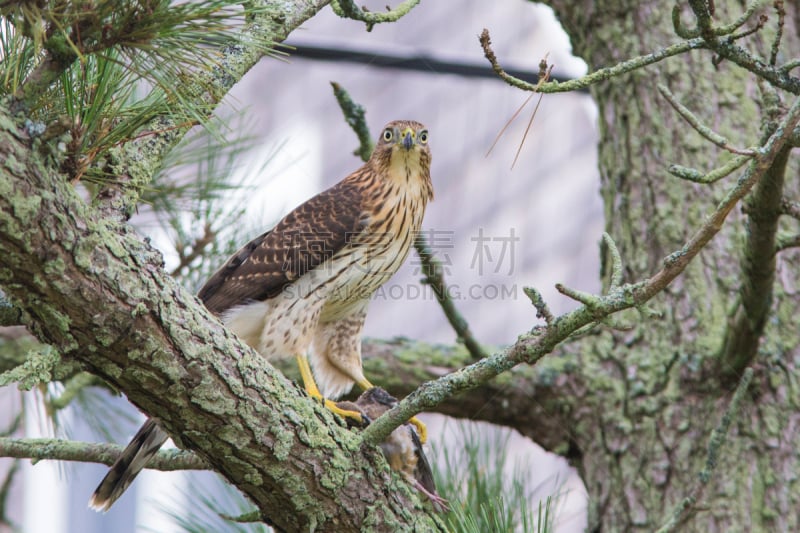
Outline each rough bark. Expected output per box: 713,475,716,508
530,1,800,531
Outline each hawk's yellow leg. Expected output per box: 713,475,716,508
295,354,364,423
356,378,428,444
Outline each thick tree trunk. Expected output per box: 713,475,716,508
537,1,800,530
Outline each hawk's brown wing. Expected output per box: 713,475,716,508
198,179,367,315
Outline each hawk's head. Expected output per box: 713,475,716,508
373,120,430,161
370,120,432,199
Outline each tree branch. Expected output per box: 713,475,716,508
667,154,752,184
361,94,800,445
683,1,800,95
414,235,488,361
331,81,374,161
358,338,578,453
657,84,755,155
0,437,207,471
479,28,707,93
331,0,421,31
718,90,791,381
170,223,216,278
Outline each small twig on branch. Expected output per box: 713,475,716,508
603,232,624,288
0,436,207,471
657,84,756,156
555,283,602,310
331,82,374,161
330,83,376,165
362,94,800,446
667,154,752,184
673,0,766,39
331,0,421,31
727,13,769,41
655,368,754,533
681,0,800,94
779,58,800,74
523,287,554,325
779,197,800,220
479,28,707,94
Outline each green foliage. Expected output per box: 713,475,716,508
1,1,271,94
432,422,558,533
0,1,274,185
0,17,37,96
53,50,175,183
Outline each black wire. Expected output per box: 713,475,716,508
283,41,579,87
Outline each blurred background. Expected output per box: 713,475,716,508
1,0,603,531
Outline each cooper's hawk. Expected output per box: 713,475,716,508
90,120,433,511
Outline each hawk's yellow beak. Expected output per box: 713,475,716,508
401,128,414,150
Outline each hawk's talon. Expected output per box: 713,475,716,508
323,398,365,425
409,416,427,444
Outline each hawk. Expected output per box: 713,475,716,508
90,120,434,511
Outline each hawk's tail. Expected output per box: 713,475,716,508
89,418,169,512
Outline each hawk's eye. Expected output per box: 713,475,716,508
418,130,428,144
382,129,394,142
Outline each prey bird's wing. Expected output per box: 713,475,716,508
198,179,366,314
410,425,438,495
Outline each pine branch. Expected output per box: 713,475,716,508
331,0,421,31
0,437,207,471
